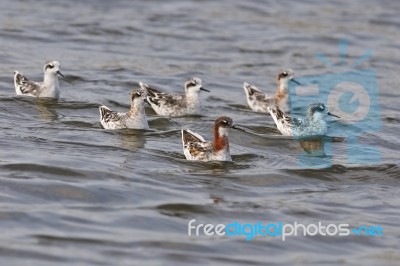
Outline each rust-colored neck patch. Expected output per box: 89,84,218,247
214,125,229,152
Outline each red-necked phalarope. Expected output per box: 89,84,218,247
181,116,242,162
139,77,209,117
14,60,64,99
99,88,149,130
243,69,300,113
268,103,340,137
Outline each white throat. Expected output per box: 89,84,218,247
218,126,230,137
43,73,59,90
131,100,145,113
186,89,200,99
312,112,325,122
129,100,149,128
41,72,60,98
185,89,201,112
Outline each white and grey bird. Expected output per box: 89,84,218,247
14,60,64,99
243,69,300,113
99,88,149,130
139,77,209,117
267,103,340,137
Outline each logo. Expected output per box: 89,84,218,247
288,40,381,166
187,219,384,241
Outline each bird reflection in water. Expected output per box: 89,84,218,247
298,136,345,157
34,98,59,121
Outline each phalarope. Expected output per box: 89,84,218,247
181,116,241,162
99,88,149,130
14,60,64,99
139,77,209,117
243,69,300,113
267,103,340,137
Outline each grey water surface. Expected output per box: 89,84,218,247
0,0,399,265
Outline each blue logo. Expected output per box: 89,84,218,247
288,40,381,167
339,91,359,113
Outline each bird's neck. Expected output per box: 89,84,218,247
310,112,325,122
276,80,288,99
129,101,145,116
186,90,200,100
185,91,201,110
128,101,148,128
214,126,229,152
43,73,59,90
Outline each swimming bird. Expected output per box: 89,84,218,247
181,116,242,162
267,103,340,137
243,69,300,113
99,88,149,130
139,77,209,117
14,60,64,99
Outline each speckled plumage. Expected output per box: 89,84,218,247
99,88,149,130
14,60,64,99
243,82,275,113
268,103,339,137
140,77,208,117
181,116,238,162
243,69,300,113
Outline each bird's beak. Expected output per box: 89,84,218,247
144,98,150,104
232,125,245,131
290,78,301,85
200,87,210,92
56,70,64,78
327,112,340,118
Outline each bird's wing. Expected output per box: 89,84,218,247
290,116,303,127
140,82,165,98
182,129,206,143
243,82,273,103
150,93,185,108
243,82,262,95
14,72,41,96
140,82,184,107
182,129,212,160
99,105,125,123
255,92,273,103
270,106,291,125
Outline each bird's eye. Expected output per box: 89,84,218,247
222,120,227,124
47,65,54,69
136,92,141,97
282,71,287,76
